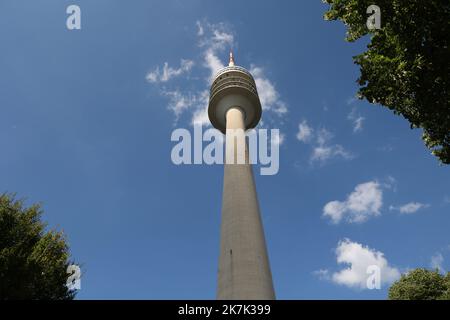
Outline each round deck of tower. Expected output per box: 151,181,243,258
208,62,262,134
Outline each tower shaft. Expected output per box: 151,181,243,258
217,107,275,300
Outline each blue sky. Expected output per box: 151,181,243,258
1,0,449,299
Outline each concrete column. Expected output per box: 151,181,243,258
216,107,275,300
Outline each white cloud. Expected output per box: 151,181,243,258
191,108,209,126
313,269,330,281
398,202,428,214
331,239,400,289
190,90,210,126
308,128,354,164
348,107,365,133
323,181,383,224
323,201,346,224
315,128,333,146
196,20,204,36
163,89,208,124
197,21,234,82
212,29,234,47
311,144,353,163
430,253,444,272
162,90,195,120
296,120,313,143
204,49,225,82
250,66,287,117
146,59,194,83
389,202,429,214
271,131,285,147
383,175,397,191
295,122,354,164
353,116,364,132
444,196,450,204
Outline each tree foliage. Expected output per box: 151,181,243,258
0,193,76,300
323,0,450,164
388,268,450,300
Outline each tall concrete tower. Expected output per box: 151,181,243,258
208,52,275,300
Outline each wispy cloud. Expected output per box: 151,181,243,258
271,131,285,147
347,107,365,133
190,90,210,126
198,21,234,83
347,97,366,133
196,20,204,36
162,89,208,124
146,59,194,83
444,196,450,204
250,65,287,118
389,202,430,214
430,252,444,273
296,120,354,164
312,269,330,281
297,123,354,164
382,175,398,192
296,120,313,143
146,20,287,130
311,143,353,163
